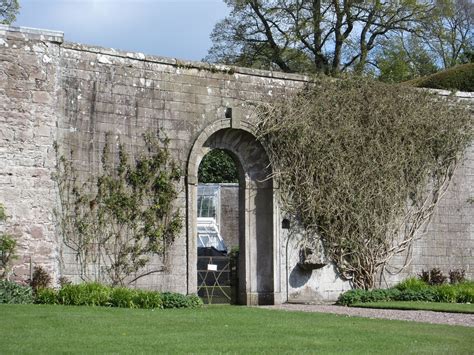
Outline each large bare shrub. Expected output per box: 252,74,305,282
257,77,472,289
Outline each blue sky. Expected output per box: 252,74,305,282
14,0,229,61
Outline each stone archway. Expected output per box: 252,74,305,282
187,119,281,305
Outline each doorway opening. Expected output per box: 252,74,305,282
187,125,279,305
196,149,239,304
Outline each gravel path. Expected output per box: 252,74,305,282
261,304,474,327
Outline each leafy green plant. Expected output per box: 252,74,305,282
35,288,58,305
186,294,204,308
0,204,17,281
160,292,202,309
0,280,33,304
337,289,367,306
133,290,163,309
455,282,474,303
395,288,437,302
58,283,111,306
257,77,472,289
109,287,139,308
338,281,474,305
395,277,429,291
38,282,202,310
435,284,458,303
55,132,182,286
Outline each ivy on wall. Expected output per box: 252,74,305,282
54,132,182,286
257,77,473,290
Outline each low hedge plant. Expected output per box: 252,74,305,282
337,280,473,306
33,282,203,310
0,280,34,304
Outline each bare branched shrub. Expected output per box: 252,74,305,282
257,77,472,289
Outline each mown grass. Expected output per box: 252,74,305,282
1,304,473,354
352,301,474,314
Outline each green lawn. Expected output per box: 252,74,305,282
1,304,473,354
352,301,474,314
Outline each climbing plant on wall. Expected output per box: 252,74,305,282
54,132,182,286
0,203,17,281
257,77,473,290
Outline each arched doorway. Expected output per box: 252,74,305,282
187,120,280,305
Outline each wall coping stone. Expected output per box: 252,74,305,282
0,24,310,82
61,41,311,82
1,25,471,97
0,24,63,43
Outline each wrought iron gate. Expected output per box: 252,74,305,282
197,255,231,304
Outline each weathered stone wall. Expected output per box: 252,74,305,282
219,183,239,249
0,26,63,282
0,25,472,301
384,90,474,284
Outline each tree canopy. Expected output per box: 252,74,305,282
198,149,239,183
205,0,433,74
0,0,19,25
206,1,473,80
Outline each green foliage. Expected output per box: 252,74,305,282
0,204,16,281
35,282,202,310
337,289,402,306
435,284,458,303
338,281,474,305
0,0,20,25
198,149,239,183
109,287,139,308
0,233,16,280
455,282,474,303
407,63,474,91
133,289,163,309
30,266,51,291
206,1,431,74
376,35,438,83
396,288,437,302
34,288,58,305
0,280,33,304
337,289,366,306
55,132,182,286
257,76,473,289
58,283,111,306
395,277,429,291
161,292,203,309
0,203,5,221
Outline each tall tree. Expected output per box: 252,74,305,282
419,0,473,69
0,0,19,25
205,0,432,74
376,34,439,83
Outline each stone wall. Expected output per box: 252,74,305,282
384,91,474,285
0,26,63,282
0,24,472,301
219,183,239,249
